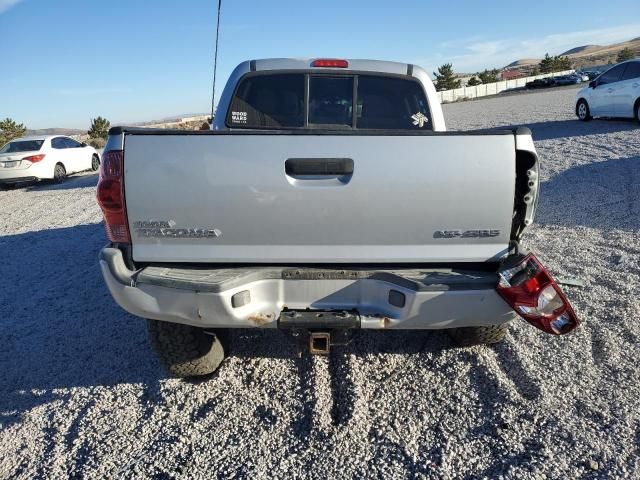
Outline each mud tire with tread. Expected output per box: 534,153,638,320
147,320,226,377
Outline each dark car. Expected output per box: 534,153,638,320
582,70,601,80
525,78,556,89
554,75,582,86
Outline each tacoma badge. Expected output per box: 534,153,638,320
433,229,501,239
134,220,221,239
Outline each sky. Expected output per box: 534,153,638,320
1,0,639,129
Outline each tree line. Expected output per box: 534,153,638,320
432,47,636,91
432,53,573,91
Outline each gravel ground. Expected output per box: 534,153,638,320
1,86,639,479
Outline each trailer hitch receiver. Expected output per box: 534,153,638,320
309,332,331,354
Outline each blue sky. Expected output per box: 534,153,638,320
1,0,638,129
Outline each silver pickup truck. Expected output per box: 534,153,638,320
97,58,579,377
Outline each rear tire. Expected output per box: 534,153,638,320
635,101,640,124
576,99,592,121
449,323,509,347
147,320,226,377
91,154,100,171
53,163,66,182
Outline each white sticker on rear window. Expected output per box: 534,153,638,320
231,111,248,124
411,112,429,128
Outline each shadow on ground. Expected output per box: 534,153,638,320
0,173,98,192
26,173,98,191
536,155,640,230
0,223,167,429
488,118,637,141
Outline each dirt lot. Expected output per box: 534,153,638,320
0,87,638,479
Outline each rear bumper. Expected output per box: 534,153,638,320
0,162,51,183
0,176,37,184
99,247,518,329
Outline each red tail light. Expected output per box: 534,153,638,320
96,150,130,243
497,253,579,335
311,59,349,68
23,154,46,163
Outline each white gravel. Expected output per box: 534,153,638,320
1,86,639,479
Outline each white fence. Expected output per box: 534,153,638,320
436,70,575,103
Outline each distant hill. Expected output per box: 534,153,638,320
127,112,210,126
24,113,211,136
505,58,540,68
505,37,640,70
560,45,601,56
25,128,85,136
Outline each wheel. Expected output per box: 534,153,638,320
147,320,226,377
91,154,100,171
448,323,509,347
635,101,640,124
53,163,66,182
576,99,592,121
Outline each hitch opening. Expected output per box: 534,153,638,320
309,332,331,355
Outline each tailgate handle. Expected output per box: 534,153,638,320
285,158,353,177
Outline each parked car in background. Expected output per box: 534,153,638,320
581,70,602,81
525,78,556,89
576,59,640,121
555,75,583,86
0,135,100,185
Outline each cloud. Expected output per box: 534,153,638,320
0,0,23,14
417,23,640,74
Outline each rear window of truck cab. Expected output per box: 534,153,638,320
226,73,432,130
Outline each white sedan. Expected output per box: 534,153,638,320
0,135,100,185
576,59,640,122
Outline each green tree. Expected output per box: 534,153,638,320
87,116,110,140
555,55,572,70
433,63,461,91
539,53,555,74
0,118,27,146
617,47,635,62
539,53,572,74
466,76,481,86
478,69,500,84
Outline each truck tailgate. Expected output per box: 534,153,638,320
123,132,516,263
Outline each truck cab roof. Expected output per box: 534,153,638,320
247,58,416,75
